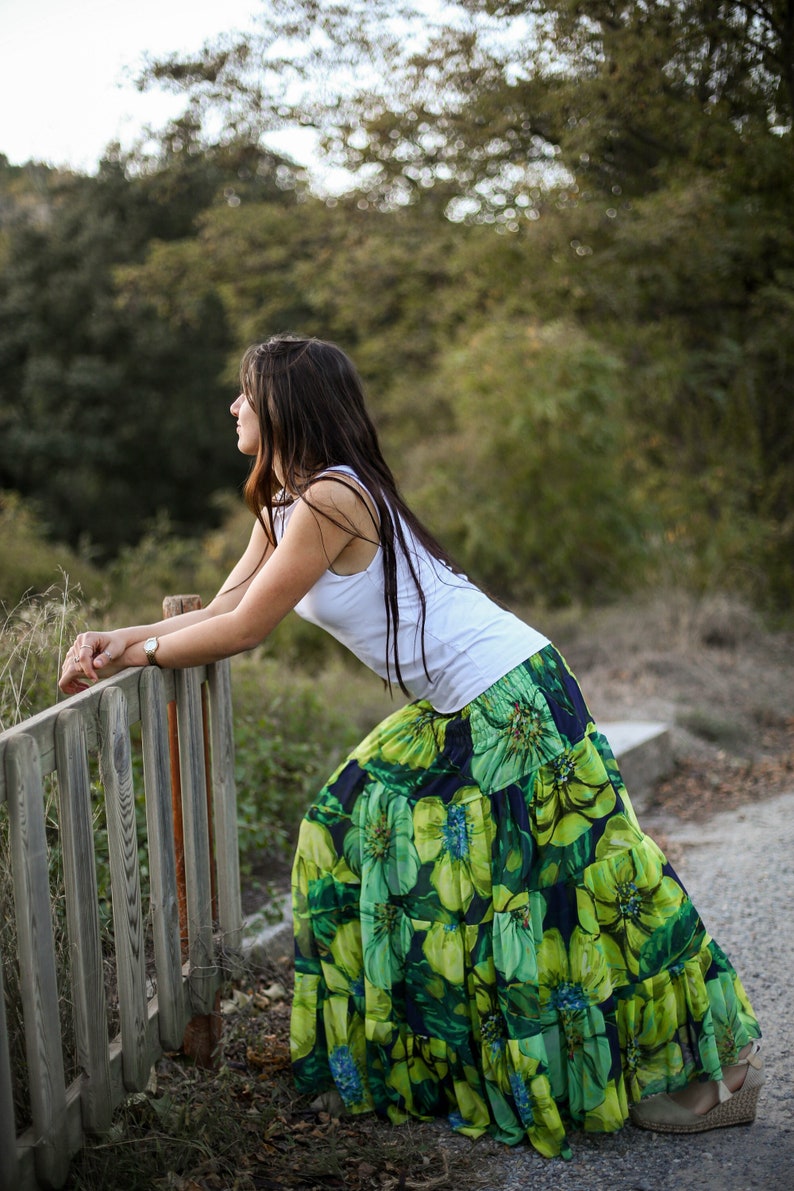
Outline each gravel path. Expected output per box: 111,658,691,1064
428,789,794,1191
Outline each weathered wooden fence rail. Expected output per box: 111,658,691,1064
0,658,241,1191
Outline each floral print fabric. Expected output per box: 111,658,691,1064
290,645,760,1158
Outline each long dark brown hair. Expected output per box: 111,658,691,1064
239,334,460,694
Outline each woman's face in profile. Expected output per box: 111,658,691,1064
231,389,287,485
230,390,261,458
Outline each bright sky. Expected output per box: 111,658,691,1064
0,0,474,187
0,0,282,172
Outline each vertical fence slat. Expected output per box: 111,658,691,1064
5,734,70,1190
162,596,204,961
207,661,242,957
139,667,187,1051
174,668,214,1014
98,687,149,1093
0,935,20,1191
54,710,113,1135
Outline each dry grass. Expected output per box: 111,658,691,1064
0,577,83,730
66,959,463,1191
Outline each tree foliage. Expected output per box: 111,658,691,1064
1,1,792,608
408,318,648,603
0,137,302,553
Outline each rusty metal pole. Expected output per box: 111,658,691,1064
163,594,221,1067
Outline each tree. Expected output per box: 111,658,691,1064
0,137,305,553
138,1,794,214
405,315,648,603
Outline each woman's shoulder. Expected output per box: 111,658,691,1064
306,466,364,502
300,468,380,540
307,467,376,512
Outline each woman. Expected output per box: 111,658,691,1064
60,335,762,1160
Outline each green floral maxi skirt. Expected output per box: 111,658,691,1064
290,645,760,1159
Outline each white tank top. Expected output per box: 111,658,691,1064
273,466,549,713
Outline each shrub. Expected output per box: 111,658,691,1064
229,651,397,875
0,492,103,611
407,318,650,606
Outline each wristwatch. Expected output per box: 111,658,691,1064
143,636,161,667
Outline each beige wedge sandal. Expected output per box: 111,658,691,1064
630,1040,764,1134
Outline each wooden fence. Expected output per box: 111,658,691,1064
0,658,242,1191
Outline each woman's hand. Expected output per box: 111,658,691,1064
59,630,131,694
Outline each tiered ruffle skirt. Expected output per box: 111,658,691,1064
290,645,760,1158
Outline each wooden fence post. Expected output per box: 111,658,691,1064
139,666,187,1053
162,595,222,1069
0,940,18,1191
5,734,70,1189
99,686,150,1093
55,710,113,1133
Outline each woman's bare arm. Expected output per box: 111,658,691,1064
59,480,368,691
59,516,273,691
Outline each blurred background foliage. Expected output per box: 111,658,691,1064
1,0,792,617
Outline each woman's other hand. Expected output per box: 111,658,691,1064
59,630,130,693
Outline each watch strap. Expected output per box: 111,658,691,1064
143,636,160,667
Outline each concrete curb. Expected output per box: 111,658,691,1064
600,720,673,809
243,892,294,968
242,721,673,966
